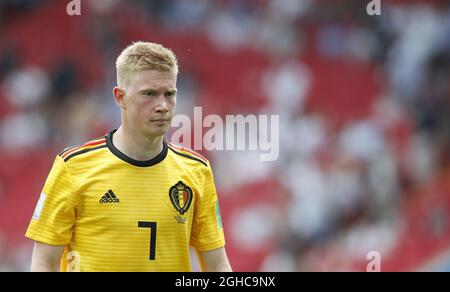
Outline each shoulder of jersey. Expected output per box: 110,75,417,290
167,142,209,167
58,136,107,162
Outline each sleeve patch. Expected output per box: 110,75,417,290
216,200,223,230
32,192,47,221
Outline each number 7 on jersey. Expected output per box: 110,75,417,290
138,221,157,260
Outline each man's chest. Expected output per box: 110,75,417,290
73,168,199,231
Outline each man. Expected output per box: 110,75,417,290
26,41,232,272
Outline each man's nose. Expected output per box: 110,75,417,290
155,95,169,113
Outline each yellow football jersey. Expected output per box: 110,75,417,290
25,130,225,271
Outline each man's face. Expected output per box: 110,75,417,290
120,70,177,138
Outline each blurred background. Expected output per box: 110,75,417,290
1,0,450,272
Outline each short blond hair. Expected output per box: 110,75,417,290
116,41,178,88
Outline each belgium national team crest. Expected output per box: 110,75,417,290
169,181,193,215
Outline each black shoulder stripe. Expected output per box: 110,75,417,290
58,144,81,157
64,144,107,162
59,135,107,157
168,146,208,167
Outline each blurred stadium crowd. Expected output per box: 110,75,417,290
0,0,450,271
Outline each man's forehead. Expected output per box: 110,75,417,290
131,70,177,89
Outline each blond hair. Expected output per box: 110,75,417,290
116,41,178,88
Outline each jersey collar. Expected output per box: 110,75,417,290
106,129,168,167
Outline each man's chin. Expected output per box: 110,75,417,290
144,127,169,138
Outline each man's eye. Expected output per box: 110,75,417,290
145,91,157,96
165,92,175,97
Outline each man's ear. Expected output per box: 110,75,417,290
113,87,126,109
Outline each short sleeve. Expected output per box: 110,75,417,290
190,164,226,251
25,155,78,245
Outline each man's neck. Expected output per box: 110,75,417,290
112,126,164,161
